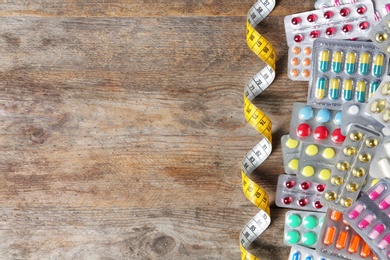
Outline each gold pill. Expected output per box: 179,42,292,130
343,146,356,156
331,176,344,186
324,191,337,201
376,32,388,42
340,197,352,207
346,182,359,192
365,139,378,148
337,161,349,171
358,153,371,163
352,168,365,178
382,83,390,95
370,100,386,113
349,132,362,141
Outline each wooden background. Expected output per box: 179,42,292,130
0,1,316,259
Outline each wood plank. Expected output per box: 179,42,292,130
0,0,316,258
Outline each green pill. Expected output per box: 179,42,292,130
287,214,302,228
286,230,301,244
302,231,317,246
303,215,318,229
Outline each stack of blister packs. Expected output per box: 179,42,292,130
280,0,390,259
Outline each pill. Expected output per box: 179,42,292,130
316,184,325,192
288,159,299,170
325,27,335,37
292,252,300,260
298,198,308,207
292,46,301,55
291,17,301,25
376,32,388,43
310,30,320,39
383,109,390,122
348,203,364,219
358,153,371,163
302,231,317,246
384,142,390,156
352,168,365,178
360,242,371,258
333,111,342,125
303,47,311,55
340,197,352,207
369,81,379,98
358,213,374,229
359,21,369,30
319,50,330,72
330,210,341,222
332,51,342,73
298,106,314,120
346,182,359,192
285,180,295,188
331,128,345,143
304,256,313,260
336,230,348,249
348,235,360,254
342,79,353,101
368,223,385,240
322,147,335,159
370,99,386,113
287,214,302,228
301,70,310,78
373,54,384,77
307,14,317,22
300,181,310,190
294,34,303,43
359,52,370,75
345,52,356,74
329,78,340,100
316,77,327,99
291,69,299,77
302,166,315,177
324,191,336,201
356,80,366,102
316,109,331,123
379,194,390,210
369,183,385,200
303,215,318,229
286,230,301,244
377,233,390,249
291,57,300,66
378,158,390,178
286,138,299,149
302,58,310,67
314,126,329,140
314,201,323,209
348,105,359,115
283,197,293,204
319,169,331,180
324,10,333,19
323,226,336,245
297,123,311,138
305,144,318,156
356,5,367,14
342,24,352,34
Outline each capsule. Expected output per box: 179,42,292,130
373,54,384,77
359,52,370,75
329,78,340,100
319,50,330,72
336,230,348,249
304,256,313,260
346,52,356,74
323,226,336,245
316,77,327,99
332,51,343,73
292,252,300,260
369,81,379,99
356,80,366,102
348,235,360,254
343,79,353,101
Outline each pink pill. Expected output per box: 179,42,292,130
368,223,385,240
348,203,364,220
358,213,374,229
369,183,385,200
379,194,390,210
378,234,390,249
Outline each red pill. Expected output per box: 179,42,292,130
307,14,317,22
314,201,323,209
359,21,369,30
324,11,333,19
298,198,308,207
340,8,350,17
331,128,346,143
297,123,311,138
285,180,295,189
356,5,366,14
316,184,325,192
300,181,310,190
310,30,320,38
294,34,303,43
314,126,329,140
291,17,301,25
342,24,352,33
283,197,293,205
326,27,336,36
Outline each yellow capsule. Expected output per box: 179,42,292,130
365,139,378,148
325,191,337,201
340,197,352,207
358,153,371,163
343,146,356,156
352,168,365,178
350,131,362,141
331,176,344,186
370,99,386,113
381,83,390,95
346,182,359,192
337,161,350,171
383,109,390,123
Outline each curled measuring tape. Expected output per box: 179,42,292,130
239,1,276,259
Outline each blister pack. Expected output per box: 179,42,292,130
308,38,389,110
317,208,378,259
344,179,390,259
284,210,325,248
341,102,387,136
289,102,345,147
373,1,390,21
315,0,364,9
288,45,313,81
369,136,390,179
281,134,303,175
285,1,376,47
297,142,339,184
276,174,327,212
321,124,383,212
289,244,329,260
370,13,390,55
366,76,390,130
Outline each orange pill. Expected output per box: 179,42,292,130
360,242,371,258
372,253,378,260
304,47,311,55
292,46,301,55
301,70,310,78
291,57,300,66
303,58,311,66
331,210,342,221
324,226,336,245
336,230,348,249
290,69,299,77
348,235,360,254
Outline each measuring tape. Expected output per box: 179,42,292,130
239,1,276,259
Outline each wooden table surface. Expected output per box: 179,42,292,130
0,1,317,259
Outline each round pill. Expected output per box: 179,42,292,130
323,147,335,159
348,105,359,115
287,214,302,228
302,58,310,66
291,57,300,66
331,128,346,143
319,169,331,180
301,70,310,78
299,106,314,120
303,47,311,55
303,215,318,229
297,123,311,138
288,159,299,170
302,166,315,177
290,69,299,77
314,126,329,140
333,111,342,125
302,232,317,246
305,144,318,156
286,138,299,149
292,46,301,55
316,109,331,122
286,230,301,244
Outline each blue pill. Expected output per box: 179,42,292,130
333,111,342,125
292,252,300,260
316,109,331,123
298,106,314,121
305,255,313,260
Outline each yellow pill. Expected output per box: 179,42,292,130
319,169,331,180
372,178,379,186
340,197,352,207
286,138,299,149
323,147,335,159
324,191,337,201
302,165,315,177
306,144,318,156
289,159,299,170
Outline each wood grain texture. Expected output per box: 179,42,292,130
0,1,315,259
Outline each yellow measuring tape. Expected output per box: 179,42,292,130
239,1,276,259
